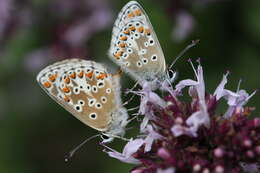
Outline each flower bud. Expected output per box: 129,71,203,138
214,148,224,158
193,164,201,172
157,148,171,160
215,165,224,173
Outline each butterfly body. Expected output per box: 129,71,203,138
37,59,128,142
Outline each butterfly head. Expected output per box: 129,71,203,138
166,69,177,83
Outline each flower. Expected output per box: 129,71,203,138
103,62,260,173
103,138,144,164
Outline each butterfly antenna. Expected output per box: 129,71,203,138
169,39,200,69
64,134,100,162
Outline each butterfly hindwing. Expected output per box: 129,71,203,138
109,1,166,82
37,59,120,132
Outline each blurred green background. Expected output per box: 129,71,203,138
0,0,260,172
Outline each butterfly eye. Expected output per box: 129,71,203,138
167,70,176,81
101,134,109,140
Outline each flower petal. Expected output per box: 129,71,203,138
171,124,197,137
186,110,210,130
123,139,145,157
175,79,198,93
157,167,176,173
107,151,141,164
104,139,144,164
214,72,229,100
144,125,163,152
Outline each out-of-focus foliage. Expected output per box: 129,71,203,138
0,0,259,173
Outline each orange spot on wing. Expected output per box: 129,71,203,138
137,26,144,33
123,30,130,35
43,81,51,88
129,26,136,31
144,29,151,35
97,73,108,80
127,12,135,18
86,71,94,78
63,95,70,102
120,36,127,41
70,72,76,79
134,9,142,16
65,77,70,84
78,71,84,78
48,74,57,82
119,43,126,48
62,86,70,93
114,51,123,59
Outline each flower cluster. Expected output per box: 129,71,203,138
103,63,259,173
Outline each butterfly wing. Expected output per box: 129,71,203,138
109,1,166,82
37,59,120,132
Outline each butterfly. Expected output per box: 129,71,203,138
36,59,128,143
109,1,176,91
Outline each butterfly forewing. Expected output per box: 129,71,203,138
37,59,119,132
109,1,166,82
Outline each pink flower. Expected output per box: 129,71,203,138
173,63,210,137
104,139,144,164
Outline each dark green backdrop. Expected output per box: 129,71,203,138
0,0,259,172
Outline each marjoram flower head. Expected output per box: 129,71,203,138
103,61,260,173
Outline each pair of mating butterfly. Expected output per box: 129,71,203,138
37,1,187,144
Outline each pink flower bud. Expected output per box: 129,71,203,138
246,150,255,158
157,148,171,160
193,164,201,172
254,118,260,127
255,145,260,155
175,117,183,124
214,148,224,158
215,165,224,173
243,139,252,148
202,168,210,173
